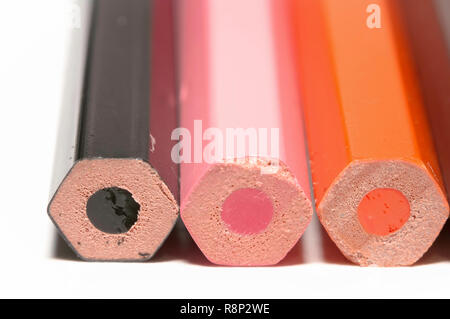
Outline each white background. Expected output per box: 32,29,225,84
0,0,449,299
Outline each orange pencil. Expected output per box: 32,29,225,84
292,0,449,266
396,0,450,196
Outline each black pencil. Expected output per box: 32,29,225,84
48,0,179,261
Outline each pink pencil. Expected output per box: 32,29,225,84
176,0,313,266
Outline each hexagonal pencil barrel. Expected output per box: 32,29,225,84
48,0,179,261
177,0,313,266
397,0,450,196
292,0,449,266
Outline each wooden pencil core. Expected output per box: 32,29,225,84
86,187,140,234
357,188,410,236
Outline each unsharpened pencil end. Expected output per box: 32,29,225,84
181,158,313,266
318,159,449,266
48,158,178,261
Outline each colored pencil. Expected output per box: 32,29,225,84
292,0,449,266
48,0,179,261
177,0,313,266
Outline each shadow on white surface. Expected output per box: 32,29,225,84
52,231,79,261
318,224,351,265
150,220,212,266
51,217,450,266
